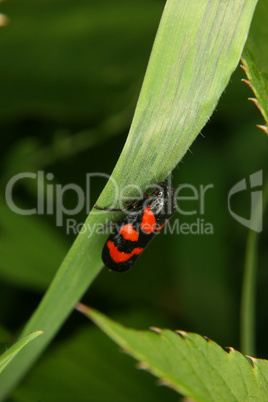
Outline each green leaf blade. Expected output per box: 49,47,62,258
0,331,43,375
242,0,268,133
81,306,268,401
252,358,268,397
101,0,259,203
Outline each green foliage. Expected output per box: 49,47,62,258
0,0,267,400
98,0,259,203
12,316,177,402
0,332,43,375
79,306,268,401
239,0,268,357
242,0,268,133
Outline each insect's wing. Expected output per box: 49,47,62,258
102,210,150,272
102,241,142,272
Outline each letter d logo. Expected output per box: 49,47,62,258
228,170,263,233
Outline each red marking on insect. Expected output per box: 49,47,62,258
156,222,167,232
107,240,143,263
156,216,172,232
140,205,156,234
119,224,139,241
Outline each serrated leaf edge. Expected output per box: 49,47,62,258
240,59,268,135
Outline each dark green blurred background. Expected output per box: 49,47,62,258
0,1,267,401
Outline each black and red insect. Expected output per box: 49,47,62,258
94,183,177,272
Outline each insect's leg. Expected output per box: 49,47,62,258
123,197,142,209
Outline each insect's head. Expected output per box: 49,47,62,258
145,182,177,216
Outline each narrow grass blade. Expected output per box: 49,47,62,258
0,331,43,375
98,0,259,207
240,180,268,356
